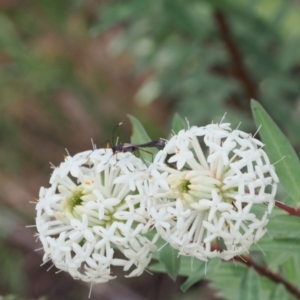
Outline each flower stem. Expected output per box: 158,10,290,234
275,200,300,217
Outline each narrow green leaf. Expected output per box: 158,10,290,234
171,113,187,134
159,244,180,280
251,100,300,204
267,214,300,238
207,257,222,272
282,254,300,285
181,258,221,292
263,251,294,271
269,284,288,300
179,256,205,276
281,196,296,207
239,268,261,300
127,115,151,144
127,114,156,161
207,262,277,300
181,262,205,292
148,262,167,273
251,238,300,253
206,262,247,300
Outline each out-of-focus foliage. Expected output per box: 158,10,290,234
0,1,167,299
93,0,300,143
0,296,46,300
0,0,166,175
1,0,300,299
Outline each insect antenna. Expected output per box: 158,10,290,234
111,122,123,148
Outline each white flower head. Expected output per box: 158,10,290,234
149,122,278,261
36,148,156,284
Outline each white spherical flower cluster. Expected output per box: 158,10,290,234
35,120,279,284
149,123,279,260
35,149,156,284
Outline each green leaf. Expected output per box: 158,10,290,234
282,254,300,285
149,261,167,273
127,115,151,143
181,258,221,292
127,114,156,161
269,284,288,300
181,262,205,292
267,214,300,238
171,113,187,134
91,1,149,35
263,251,294,271
164,0,200,39
239,268,261,300
251,100,300,204
281,196,296,206
159,244,180,280
206,262,247,300
251,238,300,253
206,260,288,300
178,256,205,276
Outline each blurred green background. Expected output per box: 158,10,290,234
0,0,300,299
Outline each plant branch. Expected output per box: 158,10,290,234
214,10,257,100
233,254,300,299
275,200,300,217
211,241,300,299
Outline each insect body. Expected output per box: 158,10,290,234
112,138,167,155
108,122,167,163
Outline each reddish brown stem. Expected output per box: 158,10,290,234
214,10,257,100
275,200,300,217
211,243,300,299
233,255,300,299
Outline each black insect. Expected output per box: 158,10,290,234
112,138,167,155
109,122,167,157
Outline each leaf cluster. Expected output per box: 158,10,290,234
93,0,300,142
